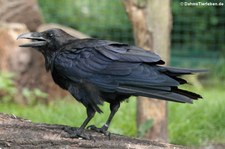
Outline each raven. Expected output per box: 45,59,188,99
17,28,204,139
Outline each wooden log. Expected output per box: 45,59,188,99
0,113,185,148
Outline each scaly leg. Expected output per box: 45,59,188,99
88,102,120,138
63,106,95,140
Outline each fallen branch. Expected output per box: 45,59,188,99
0,113,184,148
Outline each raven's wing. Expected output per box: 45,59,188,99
64,38,165,64
54,40,201,105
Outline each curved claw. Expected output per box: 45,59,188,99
62,127,94,140
87,125,98,130
87,125,111,139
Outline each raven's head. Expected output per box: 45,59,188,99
17,28,75,71
17,28,74,52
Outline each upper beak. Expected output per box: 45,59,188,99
17,32,47,47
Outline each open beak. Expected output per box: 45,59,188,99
17,32,47,47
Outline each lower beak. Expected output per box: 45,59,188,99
17,32,47,47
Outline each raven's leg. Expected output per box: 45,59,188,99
63,106,95,139
88,102,120,137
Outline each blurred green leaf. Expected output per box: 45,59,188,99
33,88,48,98
22,88,31,99
138,119,154,137
22,88,48,105
0,72,17,102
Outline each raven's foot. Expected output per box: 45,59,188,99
62,127,93,140
87,125,111,139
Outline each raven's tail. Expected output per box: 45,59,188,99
118,85,201,103
118,66,206,103
158,66,207,85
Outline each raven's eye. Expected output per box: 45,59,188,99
49,33,54,37
46,33,54,38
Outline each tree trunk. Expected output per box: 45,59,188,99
0,113,185,148
123,0,172,141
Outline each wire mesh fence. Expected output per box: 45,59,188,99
39,0,134,44
38,0,225,70
171,0,225,68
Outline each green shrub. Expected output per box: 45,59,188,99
0,72,16,102
0,72,48,105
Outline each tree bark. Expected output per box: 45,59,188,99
123,0,172,141
0,113,185,148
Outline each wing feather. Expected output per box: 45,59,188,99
54,47,178,93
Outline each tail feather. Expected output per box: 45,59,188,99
172,87,202,99
158,66,207,85
117,66,205,103
117,86,200,103
159,66,207,76
171,77,187,85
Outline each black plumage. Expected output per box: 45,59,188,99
17,28,204,139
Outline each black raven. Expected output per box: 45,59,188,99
17,28,204,139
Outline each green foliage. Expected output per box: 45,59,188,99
0,72,16,102
22,88,48,105
210,58,225,80
169,87,225,146
0,72,48,105
138,119,154,137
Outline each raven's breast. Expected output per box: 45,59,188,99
51,69,69,90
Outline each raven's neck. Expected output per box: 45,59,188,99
42,50,57,72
